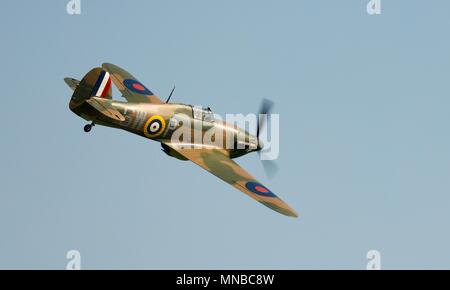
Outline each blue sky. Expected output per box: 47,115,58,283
1,0,450,269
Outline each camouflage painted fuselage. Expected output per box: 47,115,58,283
70,98,258,160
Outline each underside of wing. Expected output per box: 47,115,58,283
101,63,162,104
164,143,298,218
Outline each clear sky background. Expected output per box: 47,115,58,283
1,0,450,269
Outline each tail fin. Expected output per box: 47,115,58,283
70,68,112,105
91,70,112,98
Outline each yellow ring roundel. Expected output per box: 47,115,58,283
143,115,166,138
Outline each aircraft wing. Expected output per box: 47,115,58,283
102,63,163,104
164,143,298,217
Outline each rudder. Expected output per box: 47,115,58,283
70,67,112,105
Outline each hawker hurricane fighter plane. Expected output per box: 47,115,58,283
65,63,298,217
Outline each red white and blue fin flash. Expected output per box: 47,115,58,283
92,71,111,98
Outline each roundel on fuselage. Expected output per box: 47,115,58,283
144,115,166,138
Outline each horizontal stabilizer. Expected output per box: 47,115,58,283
86,97,125,121
64,77,80,91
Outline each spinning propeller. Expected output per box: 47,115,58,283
256,99,279,179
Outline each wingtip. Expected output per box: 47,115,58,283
260,201,299,218
286,209,299,218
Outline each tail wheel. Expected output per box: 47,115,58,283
83,122,95,133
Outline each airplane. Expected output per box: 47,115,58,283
65,63,298,217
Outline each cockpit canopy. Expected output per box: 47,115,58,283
192,106,214,122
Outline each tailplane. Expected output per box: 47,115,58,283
64,77,80,91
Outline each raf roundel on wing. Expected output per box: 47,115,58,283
245,182,277,198
123,79,153,95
